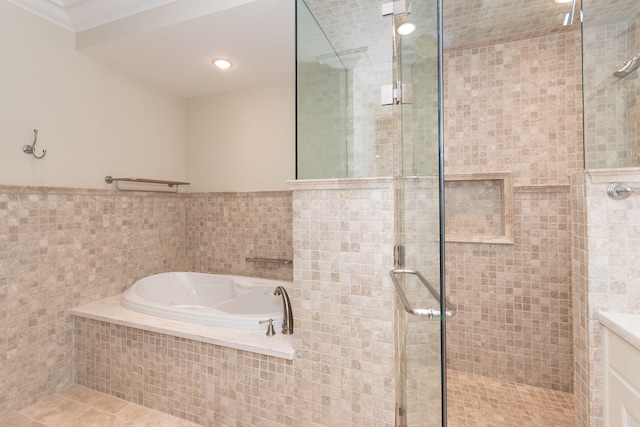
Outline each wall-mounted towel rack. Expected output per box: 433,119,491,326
606,182,637,200
105,176,190,193
245,257,293,266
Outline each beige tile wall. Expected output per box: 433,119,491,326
0,186,294,421
446,187,574,391
291,178,397,426
443,30,584,392
572,169,640,427
184,191,293,281
74,179,398,427
0,186,187,418
0,21,589,427
444,30,583,186
75,317,296,427
444,179,505,238
571,172,590,427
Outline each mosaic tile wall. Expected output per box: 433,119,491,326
443,30,584,187
75,179,399,426
0,186,187,418
0,185,295,421
446,188,574,391
571,172,591,427
443,30,584,392
184,191,293,281
75,318,296,427
291,178,397,426
444,180,504,238
572,169,640,427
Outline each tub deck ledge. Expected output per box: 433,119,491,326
69,295,295,360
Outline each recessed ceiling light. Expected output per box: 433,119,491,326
554,0,571,3
213,59,232,69
397,23,416,35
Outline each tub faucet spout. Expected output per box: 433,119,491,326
274,286,293,334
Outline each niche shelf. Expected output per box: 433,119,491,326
444,172,513,244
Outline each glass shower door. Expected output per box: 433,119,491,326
392,0,449,426
295,0,449,424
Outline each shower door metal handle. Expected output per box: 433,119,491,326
390,269,456,319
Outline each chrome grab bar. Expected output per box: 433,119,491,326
389,269,457,319
245,257,293,265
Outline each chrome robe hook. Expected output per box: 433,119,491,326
22,129,46,159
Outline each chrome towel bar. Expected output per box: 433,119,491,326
390,269,456,319
246,257,293,265
105,176,190,193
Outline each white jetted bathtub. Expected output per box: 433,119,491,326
121,272,290,330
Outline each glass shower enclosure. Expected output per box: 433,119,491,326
582,0,640,168
296,0,448,425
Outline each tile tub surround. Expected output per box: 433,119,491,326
75,317,297,427
70,296,295,360
75,178,399,426
0,185,293,420
572,169,640,427
185,191,293,281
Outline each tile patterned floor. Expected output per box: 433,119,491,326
2,385,199,427
447,370,575,427
2,372,575,427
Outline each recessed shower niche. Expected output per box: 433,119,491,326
444,173,514,244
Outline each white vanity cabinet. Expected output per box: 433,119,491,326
602,313,640,427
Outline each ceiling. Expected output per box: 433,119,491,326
7,0,295,98
8,0,635,99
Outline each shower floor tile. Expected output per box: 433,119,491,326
2,385,199,427
447,370,575,427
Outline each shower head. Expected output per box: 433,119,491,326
614,53,640,79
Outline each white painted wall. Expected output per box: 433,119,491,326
186,81,295,192
1,1,295,192
0,1,187,189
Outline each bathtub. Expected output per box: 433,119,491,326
121,272,290,330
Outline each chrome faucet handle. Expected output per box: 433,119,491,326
259,318,276,336
274,286,293,334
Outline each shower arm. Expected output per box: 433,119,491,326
613,53,640,79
